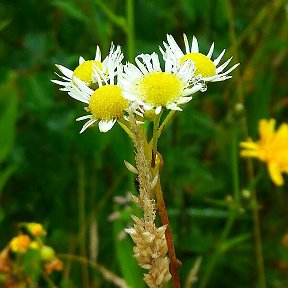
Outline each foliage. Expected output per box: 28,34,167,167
0,0,287,287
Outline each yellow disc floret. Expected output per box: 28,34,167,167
89,85,129,120
73,60,102,84
139,72,182,107
181,53,216,77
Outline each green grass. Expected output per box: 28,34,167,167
0,0,288,287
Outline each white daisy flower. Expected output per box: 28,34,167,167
52,44,123,91
66,51,130,133
120,52,204,114
162,34,240,82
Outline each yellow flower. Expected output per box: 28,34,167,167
240,119,288,186
9,235,31,254
27,222,46,237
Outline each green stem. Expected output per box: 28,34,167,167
118,120,134,139
231,126,240,202
151,112,162,167
226,0,266,286
78,160,90,288
125,0,135,61
41,270,58,288
200,213,236,288
158,110,176,136
251,190,266,288
94,0,126,29
200,124,240,287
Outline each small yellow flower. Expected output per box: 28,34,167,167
27,222,46,237
240,119,288,186
9,235,31,254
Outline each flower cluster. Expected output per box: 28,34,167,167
53,34,239,134
240,119,288,186
0,222,63,286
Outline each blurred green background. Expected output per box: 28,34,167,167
0,0,287,287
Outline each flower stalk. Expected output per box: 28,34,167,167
153,170,181,288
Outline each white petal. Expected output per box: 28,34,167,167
76,115,93,121
164,56,173,73
143,103,153,110
155,106,162,114
207,42,214,59
183,84,203,95
59,87,70,92
98,119,116,132
218,63,240,76
54,72,70,81
141,54,153,72
95,46,101,61
56,64,73,79
214,49,226,66
166,103,182,111
68,90,89,104
151,53,161,71
135,56,149,75
51,79,69,86
216,57,233,73
191,36,199,53
79,56,85,65
177,96,192,104
159,45,165,56
211,75,233,82
73,77,94,95
122,92,136,101
79,119,97,133
183,33,190,54
166,34,183,57
92,65,104,87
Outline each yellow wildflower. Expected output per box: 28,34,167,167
9,235,31,254
27,222,46,237
240,119,288,186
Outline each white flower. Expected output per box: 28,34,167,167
162,34,240,82
119,52,203,114
52,44,123,92
64,49,130,133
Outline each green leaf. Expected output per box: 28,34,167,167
23,249,42,282
219,234,251,253
52,0,87,22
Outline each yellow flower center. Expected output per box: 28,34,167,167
138,72,182,107
73,60,102,84
89,85,129,120
181,53,216,77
